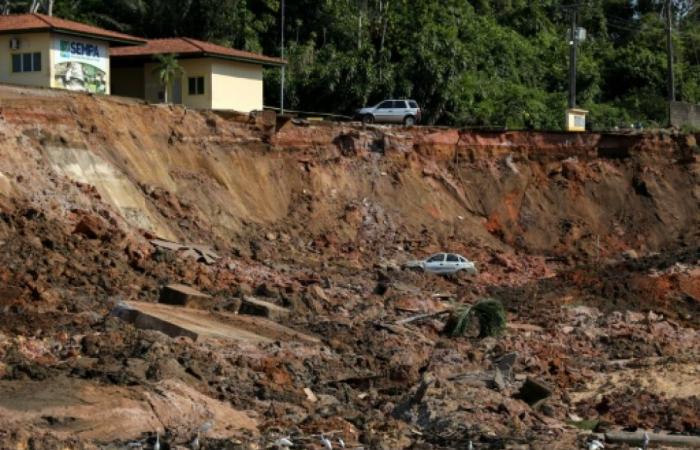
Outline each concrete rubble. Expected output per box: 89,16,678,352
159,283,214,309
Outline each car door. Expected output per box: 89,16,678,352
424,253,446,273
390,100,407,123
374,100,394,122
445,253,461,273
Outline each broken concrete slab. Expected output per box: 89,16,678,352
159,283,214,309
150,238,184,251
179,248,201,261
239,296,290,321
150,239,221,265
111,302,199,340
517,377,553,405
111,301,319,345
199,251,217,265
189,244,220,260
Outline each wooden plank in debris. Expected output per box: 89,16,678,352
159,284,214,309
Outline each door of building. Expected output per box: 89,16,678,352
172,77,182,104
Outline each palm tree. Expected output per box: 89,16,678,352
153,53,183,104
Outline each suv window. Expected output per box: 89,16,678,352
408,101,418,108
377,101,393,109
393,100,407,109
446,254,459,262
427,254,445,263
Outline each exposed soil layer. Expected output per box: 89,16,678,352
0,85,699,449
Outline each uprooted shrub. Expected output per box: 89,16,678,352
444,298,507,338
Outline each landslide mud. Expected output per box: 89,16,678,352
0,85,698,449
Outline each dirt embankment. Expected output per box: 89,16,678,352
0,85,698,449
0,85,698,260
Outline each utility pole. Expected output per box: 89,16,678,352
665,0,675,103
280,0,285,115
568,6,578,108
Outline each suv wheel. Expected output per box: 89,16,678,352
403,115,416,126
362,114,374,124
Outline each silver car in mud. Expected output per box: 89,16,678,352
405,253,478,275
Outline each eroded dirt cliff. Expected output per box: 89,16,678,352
0,85,698,449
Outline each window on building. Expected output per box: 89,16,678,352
11,55,21,73
188,76,205,95
33,52,41,72
11,52,41,73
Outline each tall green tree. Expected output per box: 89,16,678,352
153,53,183,104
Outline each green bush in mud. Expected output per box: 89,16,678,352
444,298,507,338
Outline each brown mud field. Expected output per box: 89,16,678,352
0,85,698,449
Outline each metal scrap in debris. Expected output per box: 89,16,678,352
150,238,221,265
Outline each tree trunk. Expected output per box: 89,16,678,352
357,0,362,49
380,0,390,54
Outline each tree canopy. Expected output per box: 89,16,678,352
8,0,700,129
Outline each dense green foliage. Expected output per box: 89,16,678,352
11,0,700,129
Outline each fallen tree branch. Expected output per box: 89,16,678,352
395,309,452,325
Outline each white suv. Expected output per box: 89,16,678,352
356,99,422,126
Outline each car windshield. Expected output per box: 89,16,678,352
408,101,418,108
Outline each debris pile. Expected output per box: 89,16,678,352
0,86,698,449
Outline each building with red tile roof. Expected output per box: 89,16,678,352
0,13,283,112
111,37,285,112
0,13,143,94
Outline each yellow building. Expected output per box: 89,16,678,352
110,38,285,112
0,13,143,94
